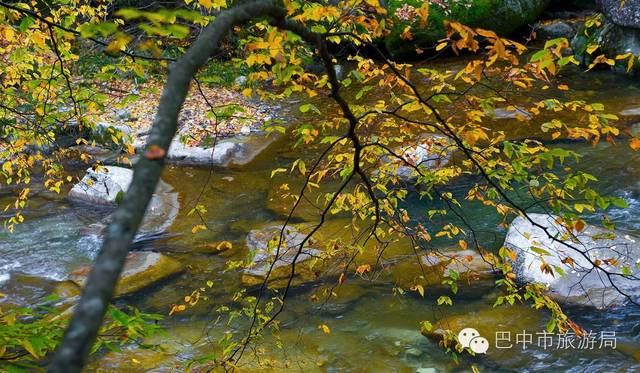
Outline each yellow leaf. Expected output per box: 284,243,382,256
586,44,599,55
513,80,527,89
21,339,39,359
412,284,425,297
557,84,569,90
191,224,207,234
435,42,448,51
319,324,331,334
3,26,15,42
216,241,233,251
198,0,226,8
416,2,429,27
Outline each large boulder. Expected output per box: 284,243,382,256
572,1,640,73
599,0,640,28
68,166,179,235
69,166,132,205
504,213,640,308
69,251,183,297
536,19,582,40
385,0,551,58
242,225,330,287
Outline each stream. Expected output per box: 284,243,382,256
1,62,640,372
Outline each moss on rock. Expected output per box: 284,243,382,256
385,0,550,59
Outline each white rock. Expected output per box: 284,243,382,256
490,107,531,120
620,107,640,117
334,64,346,81
96,122,134,136
234,75,248,87
242,225,324,286
383,135,451,181
69,166,132,205
240,125,251,135
504,213,640,308
167,138,241,166
69,166,179,235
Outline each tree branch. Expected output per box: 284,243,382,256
47,2,291,372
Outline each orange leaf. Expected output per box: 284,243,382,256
356,264,371,275
144,144,166,161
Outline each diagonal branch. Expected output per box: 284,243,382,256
47,2,294,372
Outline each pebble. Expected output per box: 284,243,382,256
405,347,423,358
416,368,437,373
240,125,251,135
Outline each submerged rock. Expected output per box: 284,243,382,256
389,249,497,290
69,251,184,297
423,304,546,366
438,249,497,277
194,241,234,254
504,213,640,308
85,346,174,372
242,225,329,287
620,107,640,117
490,106,532,120
536,19,582,40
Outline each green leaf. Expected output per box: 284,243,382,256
546,317,557,333
19,17,35,32
530,246,552,256
110,308,129,325
421,320,433,332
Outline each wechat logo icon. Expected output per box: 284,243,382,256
458,327,489,354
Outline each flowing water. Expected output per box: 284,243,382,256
2,64,640,372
